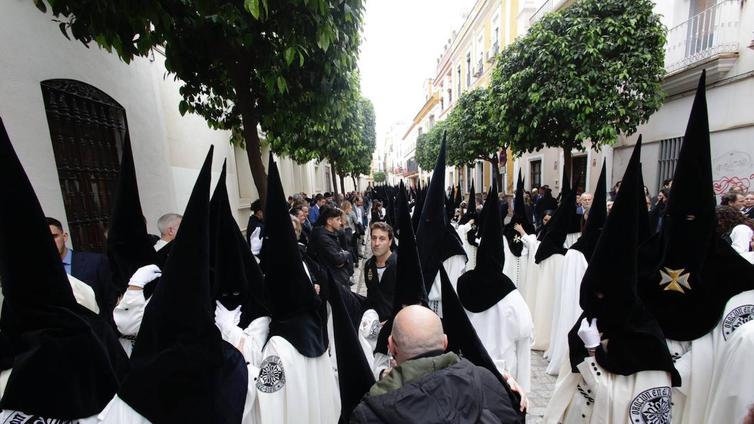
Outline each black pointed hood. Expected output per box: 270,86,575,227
327,271,376,423
503,171,535,257
106,136,158,293
416,134,466,291
638,71,754,341
210,161,269,327
570,161,608,261
260,154,326,357
453,184,463,209
440,267,524,417
375,181,428,354
569,137,680,386
458,180,477,225
0,117,129,419
457,178,517,312
119,146,248,423
535,173,577,263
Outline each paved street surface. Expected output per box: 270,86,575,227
351,248,557,422
526,350,557,423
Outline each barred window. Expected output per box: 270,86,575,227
657,137,684,191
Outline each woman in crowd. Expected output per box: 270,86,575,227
715,205,754,254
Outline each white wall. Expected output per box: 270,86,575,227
0,0,175,237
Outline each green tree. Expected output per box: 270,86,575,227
415,120,447,171
38,0,365,200
489,0,665,172
446,87,506,189
372,171,386,184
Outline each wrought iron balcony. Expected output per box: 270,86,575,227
665,0,741,74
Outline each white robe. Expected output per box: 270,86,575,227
564,232,581,249
530,253,565,351
427,254,467,317
465,290,533,391
546,249,588,375
519,234,541,303
502,236,529,290
255,336,340,424
98,395,149,423
671,289,754,424
458,222,477,271
0,410,98,424
545,354,673,424
113,289,148,356
705,318,754,424
68,274,100,314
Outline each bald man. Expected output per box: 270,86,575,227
350,305,523,423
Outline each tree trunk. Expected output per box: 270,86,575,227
339,173,346,195
330,162,339,196
231,66,267,203
351,175,357,192
489,155,504,194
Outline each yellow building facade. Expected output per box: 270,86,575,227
401,0,519,194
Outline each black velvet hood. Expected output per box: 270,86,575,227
416,134,466,293
535,175,577,263
457,179,517,313
569,137,681,386
119,146,248,423
570,161,608,262
259,155,326,357
637,71,754,341
0,116,129,419
504,172,535,257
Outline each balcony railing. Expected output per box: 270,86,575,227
665,0,740,74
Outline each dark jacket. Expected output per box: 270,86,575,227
350,352,523,424
364,252,397,321
309,226,353,287
245,215,264,247
71,250,115,321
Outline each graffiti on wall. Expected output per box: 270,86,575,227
712,150,754,195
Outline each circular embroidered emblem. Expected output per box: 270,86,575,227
722,304,754,341
256,355,286,393
629,386,672,424
368,320,382,339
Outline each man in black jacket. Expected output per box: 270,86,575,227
363,222,396,321
351,305,523,424
309,206,354,287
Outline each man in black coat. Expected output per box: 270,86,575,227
309,206,354,288
47,217,115,320
351,305,523,424
363,222,397,321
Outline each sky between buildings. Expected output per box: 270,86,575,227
358,0,476,138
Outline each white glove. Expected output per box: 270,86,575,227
128,264,162,288
577,317,601,349
215,301,242,328
249,227,263,256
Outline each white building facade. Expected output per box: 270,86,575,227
0,1,356,251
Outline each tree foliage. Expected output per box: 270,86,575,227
372,171,386,184
415,120,447,171
446,88,505,165
38,0,366,200
489,0,666,160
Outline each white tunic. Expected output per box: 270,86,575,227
502,236,529,290
530,253,565,351
544,355,673,424
671,290,754,424
519,234,541,303
546,249,588,375
427,254,467,317
704,318,754,424
68,274,100,314
458,222,477,271
465,290,533,391
0,410,99,424
113,289,148,356
255,336,340,424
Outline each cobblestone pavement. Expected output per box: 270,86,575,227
351,247,556,423
526,350,557,423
